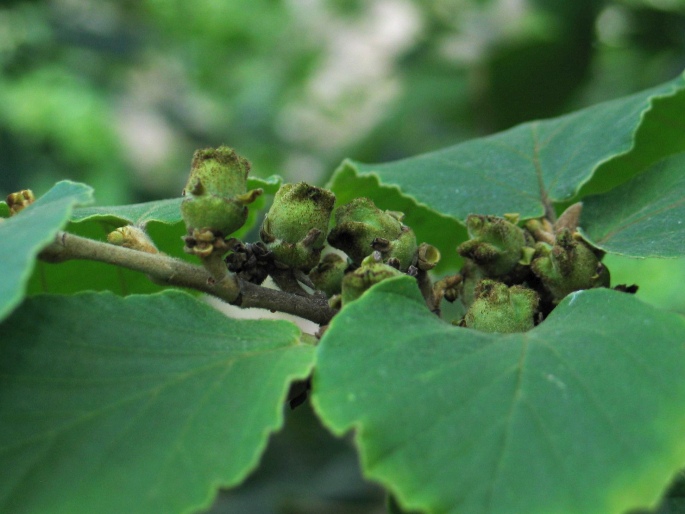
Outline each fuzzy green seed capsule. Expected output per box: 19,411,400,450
464,280,539,333
340,254,403,305
260,182,335,272
181,146,262,236
457,215,531,278
328,197,417,270
531,229,610,303
309,253,350,297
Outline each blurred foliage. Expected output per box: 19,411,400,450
1,1,684,512
0,0,683,205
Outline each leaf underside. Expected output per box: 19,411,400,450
313,276,685,514
580,152,685,258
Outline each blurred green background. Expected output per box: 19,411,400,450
1,1,684,512
1,0,683,203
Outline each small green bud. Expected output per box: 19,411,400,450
309,253,350,297
6,189,35,216
328,197,417,270
340,253,403,305
531,228,610,303
107,226,158,254
260,182,335,272
457,215,530,277
181,146,262,236
464,280,539,333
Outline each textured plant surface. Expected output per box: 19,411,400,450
2,73,685,514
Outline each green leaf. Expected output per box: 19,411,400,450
71,197,185,226
313,276,685,514
27,175,282,296
0,181,93,322
0,290,315,514
328,73,685,270
0,201,9,218
580,153,685,258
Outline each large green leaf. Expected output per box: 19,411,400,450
580,153,685,258
0,290,315,514
27,175,281,296
313,276,685,514
328,73,685,270
0,181,93,322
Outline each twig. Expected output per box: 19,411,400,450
39,232,336,325
270,267,309,296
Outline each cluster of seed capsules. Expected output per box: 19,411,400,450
179,146,613,333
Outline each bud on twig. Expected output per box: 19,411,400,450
6,189,35,216
107,226,159,254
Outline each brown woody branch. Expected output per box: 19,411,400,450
39,232,336,325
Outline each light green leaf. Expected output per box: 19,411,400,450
0,290,315,514
328,74,685,270
72,197,184,226
580,153,685,258
313,276,685,514
0,181,93,322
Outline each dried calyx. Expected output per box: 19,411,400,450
224,239,272,285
